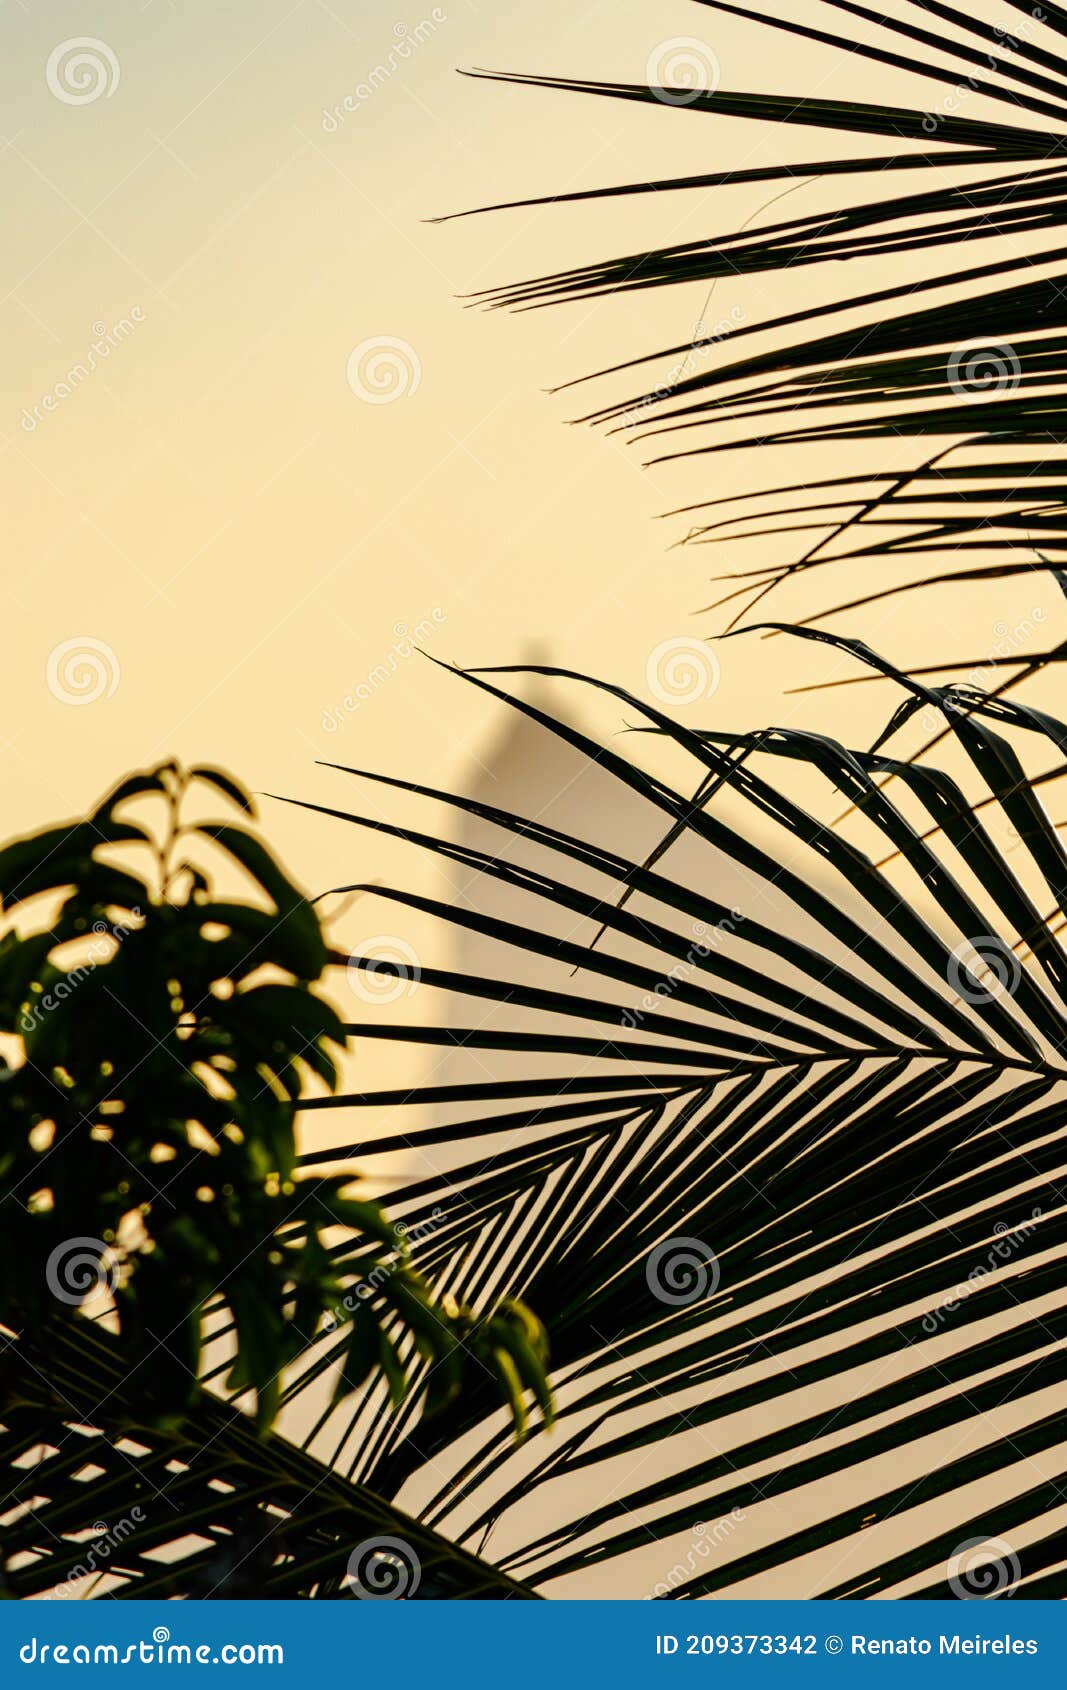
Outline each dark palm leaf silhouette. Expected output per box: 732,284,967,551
0,1320,534,1599
439,2,1067,632
272,645,1067,1597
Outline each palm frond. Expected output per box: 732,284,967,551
276,651,1067,1597
445,2,1067,624
0,1320,535,1599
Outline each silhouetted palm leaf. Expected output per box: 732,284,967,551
0,1320,535,1599
276,650,1067,1596
444,2,1067,625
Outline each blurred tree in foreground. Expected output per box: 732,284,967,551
0,762,551,1439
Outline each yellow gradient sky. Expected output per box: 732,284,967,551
6,0,1061,882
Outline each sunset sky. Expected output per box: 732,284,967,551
8,0,1060,865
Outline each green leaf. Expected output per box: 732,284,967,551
194,825,326,978
190,766,256,816
0,821,149,911
95,771,170,813
331,1305,381,1402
